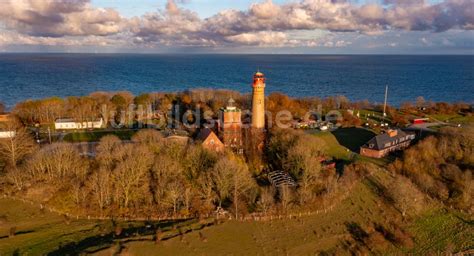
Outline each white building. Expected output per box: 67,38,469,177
0,130,15,139
55,118,104,130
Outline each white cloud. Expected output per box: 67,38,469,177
0,0,472,49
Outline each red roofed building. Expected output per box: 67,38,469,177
197,128,224,153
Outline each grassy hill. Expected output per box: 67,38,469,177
122,168,473,255
0,198,210,255
1,165,472,255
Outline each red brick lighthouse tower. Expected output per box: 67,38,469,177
220,98,243,153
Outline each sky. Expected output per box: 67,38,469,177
0,0,473,54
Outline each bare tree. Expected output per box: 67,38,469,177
165,179,184,216
90,92,115,128
415,96,426,108
26,143,86,182
88,167,112,214
132,129,164,152
0,120,36,168
258,187,275,215
152,154,183,213
279,185,293,212
96,135,122,169
212,155,256,219
113,144,153,208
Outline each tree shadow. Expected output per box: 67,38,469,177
331,127,376,152
0,230,34,239
345,222,368,244
48,219,193,256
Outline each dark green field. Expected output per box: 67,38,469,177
63,130,137,142
0,198,214,255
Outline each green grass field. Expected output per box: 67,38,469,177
1,166,472,255
0,198,208,255
427,114,474,124
63,130,137,142
308,130,352,161
407,210,474,255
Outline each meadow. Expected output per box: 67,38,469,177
2,167,471,255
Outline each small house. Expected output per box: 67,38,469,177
360,129,415,158
0,130,15,139
196,128,224,152
54,118,104,130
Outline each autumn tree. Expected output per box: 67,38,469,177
26,143,86,182
257,187,276,215
212,155,256,219
89,91,115,127
183,145,217,181
415,96,426,108
113,144,153,208
66,96,98,124
87,167,112,214
0,120,36,168
151,153,185,214
131,129,164,152
285,135,327,204
96,135,122,170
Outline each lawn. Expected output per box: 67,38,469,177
331,127,376,152
309,127,379,164
0,198,205,255
63,130,137,142
406,210,474,255
357,109,391,124
427,114,474,124
308,130,352,161
0,198,106,255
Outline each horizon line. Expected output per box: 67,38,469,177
0,52,473,56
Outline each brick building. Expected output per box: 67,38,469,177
197,128,224,153
220,98,243,153
360,129,415,158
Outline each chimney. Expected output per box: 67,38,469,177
387,129,398,137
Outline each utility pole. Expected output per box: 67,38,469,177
48,127,52,144
383,85,388,117
382,85,388,125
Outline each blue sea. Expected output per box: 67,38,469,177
0,54,472,107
